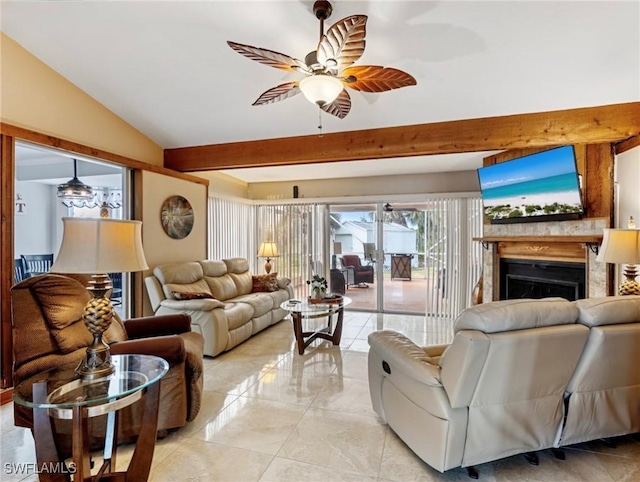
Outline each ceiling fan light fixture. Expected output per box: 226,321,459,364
299,74,343,106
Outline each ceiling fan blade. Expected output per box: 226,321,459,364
317,15,367,71
341,65,417,92
227,41,309,73
252,82,301,106
320,89,351,119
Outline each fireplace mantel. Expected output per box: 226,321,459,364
474,235,603,255
474,235,602,243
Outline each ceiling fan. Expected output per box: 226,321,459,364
383,203,418,213
227,0,416,119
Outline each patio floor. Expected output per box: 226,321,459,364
326,271,453,314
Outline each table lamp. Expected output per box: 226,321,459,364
596,220,640,295
257,242,279,274
51,218,149,378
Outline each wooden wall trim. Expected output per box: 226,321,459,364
614,134,640,154
164,102,640,172
1,135,15,388
0,388,14,405
132,170,145,319
1,123,209,186
584,143,615,223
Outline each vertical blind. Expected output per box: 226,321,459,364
423,197,483,343
254,203,327,298
208,197,255,267
209,196,482,326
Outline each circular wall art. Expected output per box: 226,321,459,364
161,195,194,239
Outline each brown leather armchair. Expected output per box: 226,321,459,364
340,254,374,287
11,274,204,452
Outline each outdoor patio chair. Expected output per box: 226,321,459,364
341,254,374,287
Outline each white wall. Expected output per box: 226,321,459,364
613,146,640,288
141,171,208,315
14,182,56,257
248,170,479,200
615,146,640,227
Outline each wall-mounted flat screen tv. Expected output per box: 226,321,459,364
477,145,584,224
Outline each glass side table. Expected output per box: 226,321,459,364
281,296,352,354
13,354,169,482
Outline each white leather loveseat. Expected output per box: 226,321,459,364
367,296,640,477
145,258,293,357
368,298,589,477
557,295,640,446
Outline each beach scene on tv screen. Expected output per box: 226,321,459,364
479,146,583,221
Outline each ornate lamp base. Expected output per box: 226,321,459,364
76,274,116,379
619,280,640,295
76,340,115,379
618,264,640,296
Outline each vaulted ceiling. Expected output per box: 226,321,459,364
2,1,638,182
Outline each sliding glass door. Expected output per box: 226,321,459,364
329,199,483,317
209,196,482,319
330,204,379,311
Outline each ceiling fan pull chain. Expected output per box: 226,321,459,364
317,107,324,137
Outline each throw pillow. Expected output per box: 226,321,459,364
172,291,214,300
252,273,279,292
53,321,93,354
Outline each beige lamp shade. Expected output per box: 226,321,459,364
51,217,149,274
596,229,640,264
333,242,342,255
597,228,640,296
257,242,279,259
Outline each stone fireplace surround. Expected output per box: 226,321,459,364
480,218,609,303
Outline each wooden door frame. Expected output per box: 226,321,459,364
1,134,15,390
0,124,207,389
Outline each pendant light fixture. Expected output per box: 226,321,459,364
57,159,94,207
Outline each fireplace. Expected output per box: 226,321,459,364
478,218,608,302
500,258,586,301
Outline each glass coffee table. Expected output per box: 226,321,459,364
281,296,351,354
13,354,168,482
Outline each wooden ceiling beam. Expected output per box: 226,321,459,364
164,102,640,172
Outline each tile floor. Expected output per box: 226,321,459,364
1,312,639,481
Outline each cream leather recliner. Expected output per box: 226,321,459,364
557,295,640,447
368,298,589,477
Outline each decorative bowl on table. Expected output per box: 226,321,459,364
307,294,343,304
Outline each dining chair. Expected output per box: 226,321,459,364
20,253,54,277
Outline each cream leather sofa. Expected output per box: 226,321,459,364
557,295,640,447
368,298,590,476
145,258,293,357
